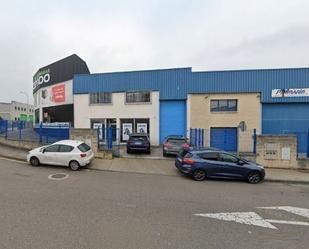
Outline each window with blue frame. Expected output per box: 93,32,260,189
211,99,237,112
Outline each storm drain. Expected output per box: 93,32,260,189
48,173,69,181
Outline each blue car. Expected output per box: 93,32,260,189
175,148,265,184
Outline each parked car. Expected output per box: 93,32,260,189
175,148,265,184
27,140,94,170
127,133,150,154
162,135,189,156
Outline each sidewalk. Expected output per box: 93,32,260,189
89,158,309,184
0,143,308,184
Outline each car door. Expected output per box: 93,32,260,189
218,153,244,179
197,152,222,177
57,145,75,166
42,144,60,165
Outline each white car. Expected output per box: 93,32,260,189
27,140,94,170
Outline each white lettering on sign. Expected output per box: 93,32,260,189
33,69,51,89
272,88,309,98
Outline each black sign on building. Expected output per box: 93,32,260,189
33,54,90,93
33,54,90,125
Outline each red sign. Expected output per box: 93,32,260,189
52,84,66,103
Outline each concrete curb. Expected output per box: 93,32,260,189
0,155,27,163
0,154,308,185
263,178,309,185
118,155,174,161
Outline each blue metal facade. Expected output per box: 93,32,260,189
160,101,186,143
74,67,309,103
262,103,309,154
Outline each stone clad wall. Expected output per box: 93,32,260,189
69,128,112,159
70,128,98,153
256,135,299,169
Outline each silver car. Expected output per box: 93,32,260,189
162,135,189,156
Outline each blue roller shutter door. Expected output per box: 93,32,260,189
262,103,309,155
210,128,238,152
160,101,186,143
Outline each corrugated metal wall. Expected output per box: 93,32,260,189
190,68,309,103
262,103,309,154
74,67,309,103
73,68,191,100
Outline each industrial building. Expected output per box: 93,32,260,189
33,55,309,154
73,67,309,154
0,101,34,122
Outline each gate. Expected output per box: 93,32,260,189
97,126,120,157
190,128,205,148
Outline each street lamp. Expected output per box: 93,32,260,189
20,91,29,122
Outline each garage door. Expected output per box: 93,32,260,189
160,101,186,143
210,128,238,152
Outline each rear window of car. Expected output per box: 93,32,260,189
167,138,186,144
130,136,148,141
78,143,91,152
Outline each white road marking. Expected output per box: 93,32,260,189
194,212,278,229
265,219,309,226
258,206,309,219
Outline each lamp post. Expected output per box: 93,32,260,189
20,91,29,122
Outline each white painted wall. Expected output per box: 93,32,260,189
74,92,160,145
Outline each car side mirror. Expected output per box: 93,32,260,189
42,149,46,154
237,160,245,166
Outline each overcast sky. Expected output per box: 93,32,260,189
1,0,309,103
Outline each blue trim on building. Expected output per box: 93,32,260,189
74,67,309,103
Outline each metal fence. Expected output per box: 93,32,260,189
0,120,69,144
97,127,121,157
189,128,258,154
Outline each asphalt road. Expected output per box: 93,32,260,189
0,157,308,249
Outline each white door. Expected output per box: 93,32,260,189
57,145,75,166
42,144,60,165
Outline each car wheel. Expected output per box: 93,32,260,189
69,160,80,171
247,171,262,184
163,151,167,157
192,169,207,181
146,150,151,154
30,157,40,166
127,149,131,154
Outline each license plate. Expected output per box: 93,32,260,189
135,142,142,145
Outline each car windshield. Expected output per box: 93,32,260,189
78,143,91,152
39,146,47,152
179,149,192,158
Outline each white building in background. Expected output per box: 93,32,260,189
0,101,34,122
74,91,160,145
